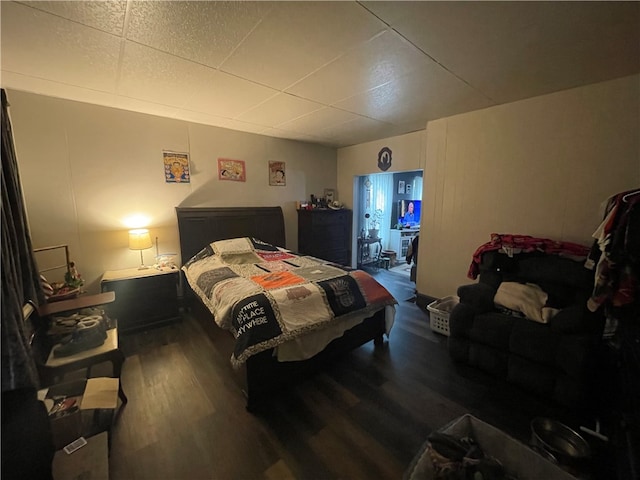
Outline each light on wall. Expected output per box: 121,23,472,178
129,229,153,270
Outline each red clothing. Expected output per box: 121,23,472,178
467,233,590,280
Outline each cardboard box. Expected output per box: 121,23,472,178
39,377,119,450
405,414,577,480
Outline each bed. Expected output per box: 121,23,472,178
176,206,396,411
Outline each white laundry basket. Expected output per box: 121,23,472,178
426,295,459,336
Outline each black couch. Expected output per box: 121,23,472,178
448,251,605,408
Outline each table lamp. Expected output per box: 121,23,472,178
129,229,153,269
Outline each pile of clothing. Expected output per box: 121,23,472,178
49,308,111,357
426,431,515,480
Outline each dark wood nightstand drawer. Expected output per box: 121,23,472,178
101,268,180,333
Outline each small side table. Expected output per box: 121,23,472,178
34,292,127,405
357,237,383,268
101,267,180,333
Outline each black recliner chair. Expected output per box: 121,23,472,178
448,250,605,408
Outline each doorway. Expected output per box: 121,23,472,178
354,170,423,276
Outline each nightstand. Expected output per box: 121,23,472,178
100,268,180,333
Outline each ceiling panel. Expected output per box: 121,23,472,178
118,41,215,108
126,1,273,69
2,1,639,148
1,2,121,93
363,1,640,103
287,30,432,105
335,61,493,124
277,106,363,136
220,1,386,90
21,0,127,36
236,93,324,127
1,71,117,108
181,70,278,119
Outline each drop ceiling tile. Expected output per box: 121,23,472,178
287,30,426,105
182,70,278,118
364,1,640,104
318,115,391,147
221,1,385,90
179,114,268,136
119,41,217,108
114,96,179,119
127,1,273,68
172,109,233,128
335,61,493,125
236,93,323,127
1,2,120,93
277,107,361,136
19,0,127,36
216,118,270,135
1,71,117,107
261,127,324,144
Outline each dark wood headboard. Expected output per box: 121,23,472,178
175,207,286,263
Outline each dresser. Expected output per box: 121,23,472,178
297,208,352,265
100,268,180,333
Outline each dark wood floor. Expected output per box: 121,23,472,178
109,268,611,479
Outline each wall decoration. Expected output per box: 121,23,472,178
218,158,246,182
163,151,190,183
377,146,392,171
269,161,286,186
398,180,405,194
364,178,372,210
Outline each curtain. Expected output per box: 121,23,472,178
369,173,394,250
1,88,44,392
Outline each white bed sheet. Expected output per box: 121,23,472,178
275,304,395,361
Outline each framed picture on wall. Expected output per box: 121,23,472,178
269,161,286,186
218,158,246,182
163,151,190,183
398,180,405,194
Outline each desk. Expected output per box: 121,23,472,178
357,237,382,268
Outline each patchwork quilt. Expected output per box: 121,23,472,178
183,237,397,367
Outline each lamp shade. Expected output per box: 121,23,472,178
128,229,152,251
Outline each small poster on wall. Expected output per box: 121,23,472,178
269,161,286,186
398,180,405,194
218,158,246,182
163,151,190,183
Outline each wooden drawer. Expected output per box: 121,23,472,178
101,269,180,333
298,209,352,265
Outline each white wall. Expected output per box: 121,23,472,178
337,130,427,264
8,90,337,293
420,75,640,299
9,74,639,299
337,75,639,300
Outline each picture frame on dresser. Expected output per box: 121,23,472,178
324,188,335,203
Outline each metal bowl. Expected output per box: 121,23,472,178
530,417,591,466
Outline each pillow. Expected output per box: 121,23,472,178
494,282,559,323
212,237,255,254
